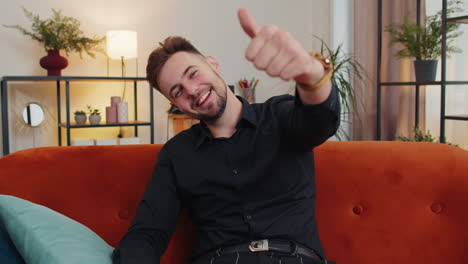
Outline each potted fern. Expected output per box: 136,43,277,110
385,0,463,82
4,7,103,76
396,127,458,147
74,110,86,125
87,105,101,125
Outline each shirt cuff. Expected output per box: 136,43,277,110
294,82,340,114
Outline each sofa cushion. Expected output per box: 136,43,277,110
0,195,113,264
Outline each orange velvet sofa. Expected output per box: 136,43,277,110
1,141,467,264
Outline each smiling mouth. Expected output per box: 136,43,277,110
196,88,212,107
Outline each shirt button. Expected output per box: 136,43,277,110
233,169,238,174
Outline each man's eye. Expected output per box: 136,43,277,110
190,70,198,78
175,90,182,97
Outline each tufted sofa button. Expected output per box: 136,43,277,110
352,205,364,215
118,209,130,219
431,202,444,214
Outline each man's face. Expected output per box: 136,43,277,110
157,51,227,123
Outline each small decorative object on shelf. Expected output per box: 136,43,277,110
385,0,464,82
40,49,68,77
105,106,117,123
117,101,128,123
74,110,86,125
238,78,259,103
95,138,117,146
3,7,104,76
119,137,140,145
105,96,120,123
111,96,121,106
71,139,95,146
87,105,101,125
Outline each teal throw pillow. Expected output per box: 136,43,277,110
0,225,25,264
0,195,113,264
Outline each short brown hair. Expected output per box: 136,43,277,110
146,36,203,91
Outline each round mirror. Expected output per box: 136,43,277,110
22,103,45,127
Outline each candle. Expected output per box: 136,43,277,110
106,106,117,123
111,96,121,107
117,102,128,123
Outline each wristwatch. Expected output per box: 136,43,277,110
300,51,333,91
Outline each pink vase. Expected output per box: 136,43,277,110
106,106,117,123
39,49,68,76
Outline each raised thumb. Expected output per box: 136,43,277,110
238,8,260,38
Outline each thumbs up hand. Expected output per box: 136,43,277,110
237,8,326,90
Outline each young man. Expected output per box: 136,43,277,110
113,8,340,264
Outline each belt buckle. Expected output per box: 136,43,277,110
249,239,269,252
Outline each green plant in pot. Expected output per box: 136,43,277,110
316,38,367,140
385,0,463,82
396,126,458,147
74,110,86,125
87,105,101,125
4,7,103,76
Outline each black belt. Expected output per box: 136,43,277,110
201,239,322,262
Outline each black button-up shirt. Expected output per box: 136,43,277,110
113,85,340,264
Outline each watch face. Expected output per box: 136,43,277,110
310,52,332,68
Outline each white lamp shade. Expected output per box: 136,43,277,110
106,30,138,59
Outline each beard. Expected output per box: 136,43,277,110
194,68,228,123
196,83,227,123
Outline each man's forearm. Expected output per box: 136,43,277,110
285,83,341,149
296,79,333,105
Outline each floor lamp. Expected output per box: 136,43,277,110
106,30,138,137
106,30,138,79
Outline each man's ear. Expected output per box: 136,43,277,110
205,56,220,73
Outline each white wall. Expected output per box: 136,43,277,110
331,0,353,140
0,0,333,155
426,0,468,149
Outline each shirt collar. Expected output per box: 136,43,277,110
237,95,258,128
194,96,257,149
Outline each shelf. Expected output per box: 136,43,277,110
59,121,152,128
445,115,468,121
2,76,146,82
2,75,155,155
380,81,468,86
376,0,468,144
446,15,468,23
380,81,442,86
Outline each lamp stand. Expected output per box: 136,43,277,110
106,56,109,77
121,56,125,78
119,56,127,139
